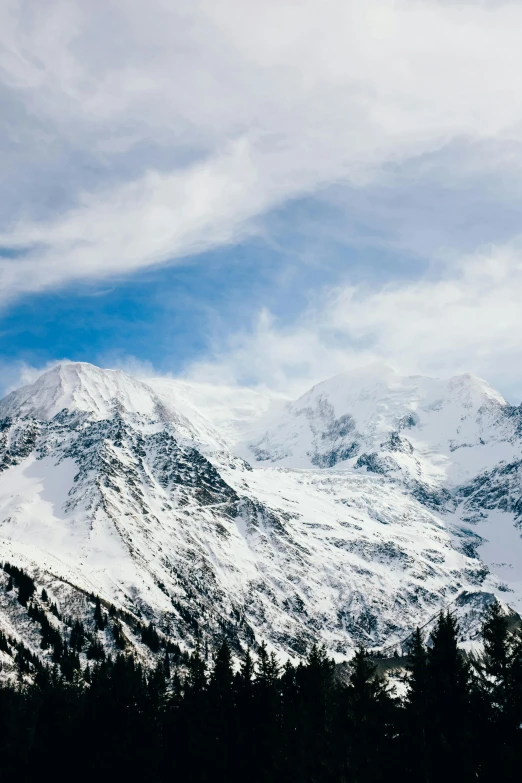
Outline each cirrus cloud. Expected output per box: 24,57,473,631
186,241,522,403
2,0,522,300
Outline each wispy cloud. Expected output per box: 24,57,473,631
2,0,522,299
0,356,69,397
4,238,522,405
186,241,522,403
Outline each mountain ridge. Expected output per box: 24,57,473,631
0,360,521,673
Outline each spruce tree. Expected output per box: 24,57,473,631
94,596,106,630
256,641,280,686
163,651,171,680
148,658,168,711
60,643,81,680
52,635,64,664
186,647,207,695
142,621,160,652
482,600,510,681
87,638,106,661
405,628,430,781
70,619,85,652
425,612,474,778
295,644,335,781
340,646,392,780
0,630,9,654
407,628,428,710
207,640,236,777
233,647,257,777
178,648,210,778
239,647,255,686
428,612,470,712
252,643,283,780
210,639,234,695
478,600,522,777
112,619,126,650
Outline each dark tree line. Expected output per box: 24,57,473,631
1,603,522,781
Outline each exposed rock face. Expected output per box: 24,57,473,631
0,361,521,668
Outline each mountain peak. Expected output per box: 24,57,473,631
298,364,508,413
305,362,399,397
243,363,511,473
0,361,161,421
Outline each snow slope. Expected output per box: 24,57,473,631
0,361,521,662
243,363,517,483
146,375,283,451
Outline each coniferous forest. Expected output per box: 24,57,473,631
1,603,522,781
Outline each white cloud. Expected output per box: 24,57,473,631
3,241,522,404
2,1,522,297
186,242,522,403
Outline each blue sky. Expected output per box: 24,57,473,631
2,1,522,401
0,195,413,375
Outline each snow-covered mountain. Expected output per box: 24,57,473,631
1,361,521,672
243,362,515,477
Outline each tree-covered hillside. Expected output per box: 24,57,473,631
1,602,522,781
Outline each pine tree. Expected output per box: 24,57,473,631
256,641,280,686
482,600,510,680
404,628,430,781
60,643,81,680
233,646,257,777
186,647,207,695
292,644,335,781
425,612,474,778
210,639,234,694
94,596,106,631
478,600,522,777
0,630,10,654
207,640,236,776
251,642,283,779
17,572,35,606
70,620,85,652
407,627,428,710
148,658,168,711
339,646,392,780
239,647,255,686
163,651,171,680
176,648,210,779
428,612,470,711
347,646,388,713
87,638,106,661
142,621,160,652
52,635,64,664
112,619,126,650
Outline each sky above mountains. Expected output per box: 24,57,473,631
2,1,522,401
